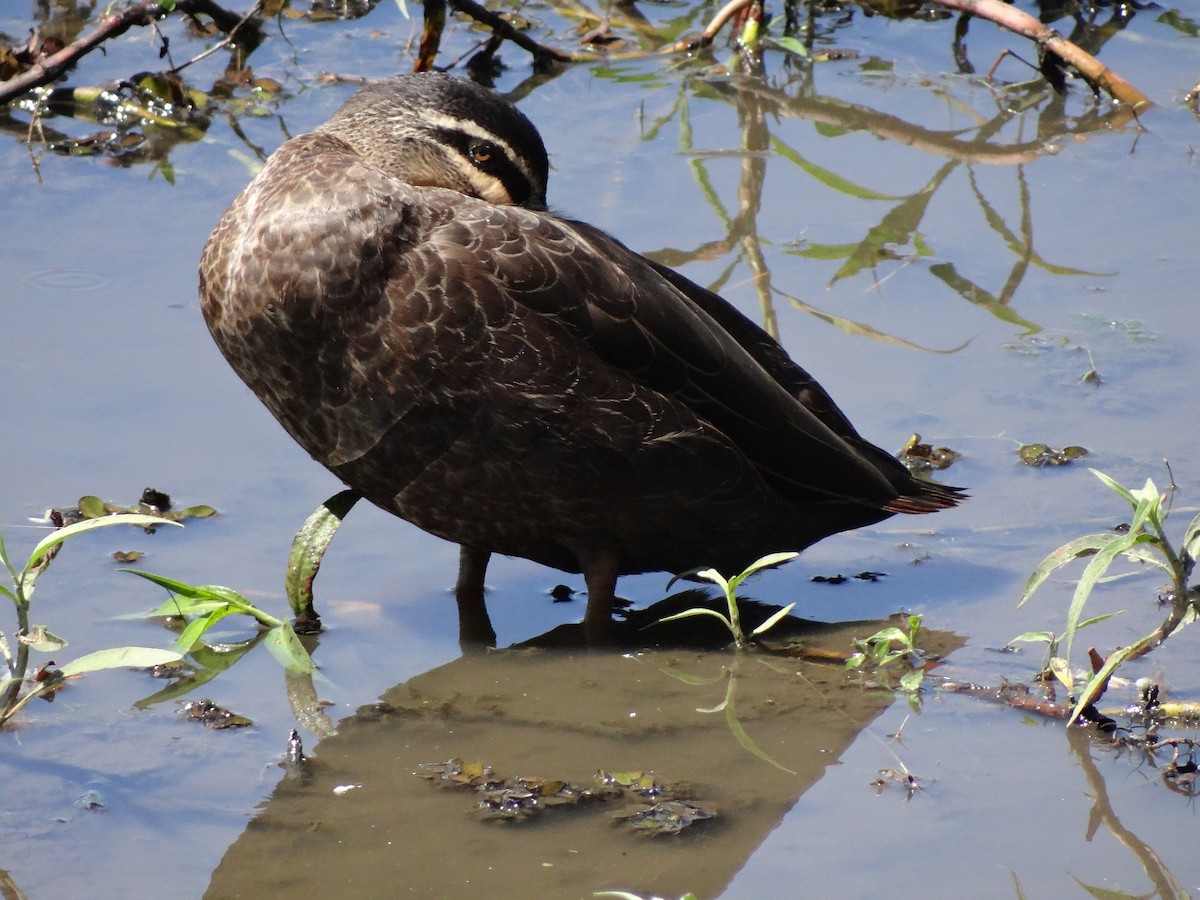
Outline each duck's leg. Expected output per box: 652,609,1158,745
455,545,497,649
580,546,620,645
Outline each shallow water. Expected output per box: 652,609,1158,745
2,2,1199,897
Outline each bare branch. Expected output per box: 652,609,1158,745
0,1,168,107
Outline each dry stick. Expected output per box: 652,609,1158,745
929,0,1152,108
0,1,168,106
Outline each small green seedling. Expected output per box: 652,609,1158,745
1017,469,1200,724
658,552,799,650
846,613,927,694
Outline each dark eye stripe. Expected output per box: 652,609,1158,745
433,127,536,206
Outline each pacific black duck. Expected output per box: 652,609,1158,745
199,73,963,645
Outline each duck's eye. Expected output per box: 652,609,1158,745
469,141,498,167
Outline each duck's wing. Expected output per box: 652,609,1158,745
461,208,958,511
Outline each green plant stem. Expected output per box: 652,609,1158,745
0,599,31,718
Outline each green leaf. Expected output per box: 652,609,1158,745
1016,533,1125,608
58,647,182,677
727,552,798,595
174,606,235,653
1048,656,1073,691
1061,531,1144,663
898,670,924,693
751,602,797,636
285,490,360,619
762,34,808,58
655,607,734,627
26,515,181,574
22,625,67,652
263,623,317,675
1089,469,1137,507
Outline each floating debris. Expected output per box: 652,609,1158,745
55,489,217,528
898,433,961,474
1018,443,1089,467
417,759,714,834
182,699,252,729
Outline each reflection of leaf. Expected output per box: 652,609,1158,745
831,183,939,283
771,136,899,200
780,288,972,354
790,242,858,260
928,262,1042,334
967,168,1110,278
134,638,259,709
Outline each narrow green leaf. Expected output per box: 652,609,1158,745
1008,631,1054,645
1061,532,1140,663
25,515,180,573
1089,469,1137,507
1016,533,1124,608
58,647,182,677
728,552,799,594
751,602,797,636
174,607,235,653
285,490,360,619
655,607,734,627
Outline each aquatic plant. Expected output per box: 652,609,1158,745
125,569,317,675
658,552,799,650
0,514,182,725
1015,469,1200,724
845,613,928,695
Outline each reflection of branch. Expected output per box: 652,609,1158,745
779,289,973,355
1067,727,1189,898
171,0,266,75
930,0,1152,108
446,0,574,64
0,2,167,106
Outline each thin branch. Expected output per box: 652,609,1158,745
0,1,168,106
929,0,1152,108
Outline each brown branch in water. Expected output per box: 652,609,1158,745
0,0,265,106
0,1,168,106
661,0,755,55
446,0,574,65
928,0,1152,108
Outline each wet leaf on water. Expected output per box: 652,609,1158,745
1019,443,1089,467
113,550,143,563
78,495,108,519
182,698,253,728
